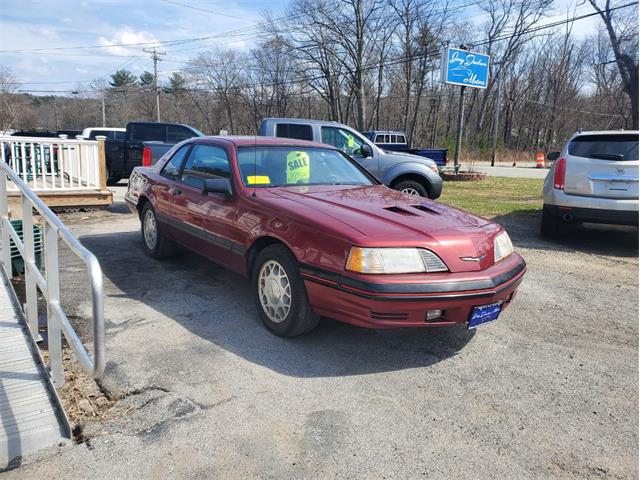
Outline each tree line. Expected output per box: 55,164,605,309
1,0,637,161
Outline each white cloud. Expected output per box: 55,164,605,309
97,27,159,56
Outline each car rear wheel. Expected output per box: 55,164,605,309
253,244,319,337
141,203,175,258
106,166,121,186
394,179,428,197
540,208,566,237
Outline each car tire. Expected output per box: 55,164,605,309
106,166,121,186
140,203,175,258
252,244,320,337
540,208,565,237
393,179,429,197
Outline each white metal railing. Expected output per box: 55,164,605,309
0,159,105,386
0,135,102,192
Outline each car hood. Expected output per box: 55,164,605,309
379,149,437,167
265,185,500,272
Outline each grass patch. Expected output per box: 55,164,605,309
439,177,544,217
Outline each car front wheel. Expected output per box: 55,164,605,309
252,244,319,337
394,179,428,197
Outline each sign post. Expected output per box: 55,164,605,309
441,46,491,173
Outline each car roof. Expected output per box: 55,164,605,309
196,135,337,149
572,130,639,137
363,131,406,135
262,117,342,126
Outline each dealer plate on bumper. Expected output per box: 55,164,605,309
468,302,502,329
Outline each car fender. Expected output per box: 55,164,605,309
381,162,443,199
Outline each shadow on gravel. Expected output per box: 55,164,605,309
492,210,638,258
78,230,475,378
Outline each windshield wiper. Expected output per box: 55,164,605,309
588,152,625,160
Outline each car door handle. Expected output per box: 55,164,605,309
169,187,182,196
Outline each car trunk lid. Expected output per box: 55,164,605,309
564,133,639,199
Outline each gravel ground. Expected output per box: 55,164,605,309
3,185,638,479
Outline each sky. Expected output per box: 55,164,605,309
0,0,604,95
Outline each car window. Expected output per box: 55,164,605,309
167,125,197,143
181,144,230,189
399,135,406,144
237,146,372,188
568,134,639,161
275,123,313,141
375,134,384,143
115,131,126,140
161,144,190,179
130,124,166,142
321,127,366,156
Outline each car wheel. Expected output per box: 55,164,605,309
394,180,428,197
140,203,175,258
106,166,121,186
253,244,320,337
540,208,565,237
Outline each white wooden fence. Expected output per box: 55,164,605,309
0,135,105,192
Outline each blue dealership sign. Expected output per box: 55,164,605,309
441,48,491,89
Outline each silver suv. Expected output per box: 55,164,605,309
542,130,639,236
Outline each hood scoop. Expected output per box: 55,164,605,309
412,204,441,215
383,206,420,216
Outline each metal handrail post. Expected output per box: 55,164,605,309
0,152,11,278
44,222,64,386
21,193,38,336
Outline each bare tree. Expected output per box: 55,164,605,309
587,0,638,129
0,66,20,131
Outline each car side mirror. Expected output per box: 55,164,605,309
361,144,373,158
547,151,560,162
203,178,233,197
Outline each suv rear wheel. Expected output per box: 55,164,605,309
252,244,319,337
540,208,566,237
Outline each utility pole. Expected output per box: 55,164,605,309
491,65,503,167
100,88,106,127
143,47,166,122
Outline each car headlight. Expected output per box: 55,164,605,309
345,247,448,274
494,231,514,263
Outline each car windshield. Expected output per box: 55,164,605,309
237,146,373,187
568,134,639,161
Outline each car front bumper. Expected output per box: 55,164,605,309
301,254,526,329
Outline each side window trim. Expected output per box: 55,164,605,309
160,144,193,180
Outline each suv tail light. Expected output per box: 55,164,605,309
553,157,566,190
142,146,152,167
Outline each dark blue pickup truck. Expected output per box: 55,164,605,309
362,130,447,168
105,121,203,185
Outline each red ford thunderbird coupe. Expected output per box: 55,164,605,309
125,136,525,336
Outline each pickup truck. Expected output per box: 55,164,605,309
259,118,443,199
105,121,202,185
362,130,448,167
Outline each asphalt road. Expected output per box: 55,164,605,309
4,185,638,479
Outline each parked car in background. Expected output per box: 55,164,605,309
10,129,82,138
542,130,639,236
105,121,202,185
259,118,443,199
81,127,126,140
362,130,448,168
125,135,525,336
